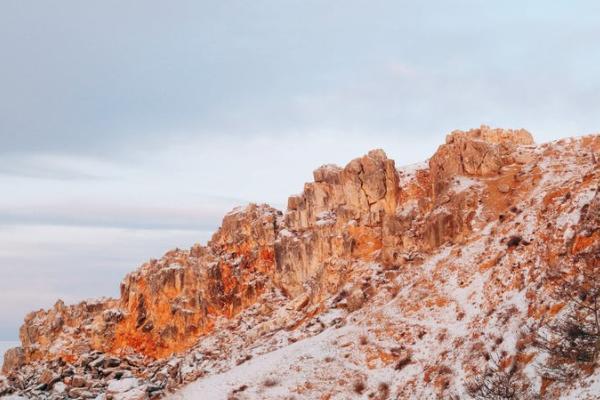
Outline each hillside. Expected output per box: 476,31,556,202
1,126,599,400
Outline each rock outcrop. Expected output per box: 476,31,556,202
429,125,534,196
2,126,599,400
112,204,280,358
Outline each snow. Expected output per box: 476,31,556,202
451,176,481,192
396,198,418,218
397,160,428,177
7,136,600,399
315,211,336,226
563,374,600,400
107,378,140,393
277,229,294,238
164,263,184,271
167,325,352,400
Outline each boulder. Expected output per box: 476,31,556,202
70,375,87,388
1,347,24,374
430,125,534,196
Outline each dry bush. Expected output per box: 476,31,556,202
394,354,411,371
535,251,600,381
465,353,534,400
359,335,368,345
377,382,390,399
353,379,366,394
263,377,278,387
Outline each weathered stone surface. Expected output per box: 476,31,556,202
429,125,534,196
38,368,57,386
5,126,597,400
1,347,24,374
112,204,280,358
8,127,538,369
70,375,87,388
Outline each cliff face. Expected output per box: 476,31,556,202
2,126,599,400
112,204,280,359
15,204,281,363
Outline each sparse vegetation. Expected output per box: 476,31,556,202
377,382,390,399
228,384,248,400
353,379,366,394
394,354,411,371
506,235,522,248
466,353,520,400
263,377,278,387
236,355,252,365
535,251,600,381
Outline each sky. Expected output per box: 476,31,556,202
1,1,600,341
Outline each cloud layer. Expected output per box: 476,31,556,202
1,0,600,339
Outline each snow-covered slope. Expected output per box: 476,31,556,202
2,127,599,400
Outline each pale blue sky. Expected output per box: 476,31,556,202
1,1,599,340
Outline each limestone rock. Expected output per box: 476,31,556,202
430,125,534,196
1,347,24,374
497,183,510,193
4,127,599,400
112,204,280,358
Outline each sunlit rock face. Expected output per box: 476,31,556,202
112,204,280,358
14,204,281,362
276,149,399,298
429,126,534,196
4,126,599,400
17,298,120,364
9,126,541,364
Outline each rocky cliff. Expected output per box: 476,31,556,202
1,126,599,400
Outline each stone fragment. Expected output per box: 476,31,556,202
71,375,87,388
497,184,510,193
1,347,24,374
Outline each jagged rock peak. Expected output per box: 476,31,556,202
3,128,599,400
446,124,534,145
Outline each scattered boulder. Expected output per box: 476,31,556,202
38,368,58,386
53,381,67,395
71,375,87,388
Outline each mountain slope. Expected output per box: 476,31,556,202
1,126,599,400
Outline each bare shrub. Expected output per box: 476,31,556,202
377,382,390,399
465,353,533,400
506,235,522,248
263,377,278,387
535,250,600,381
394,354,411,371
353,379,366,394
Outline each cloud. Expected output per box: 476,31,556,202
1,0,600,341
1,0,598,163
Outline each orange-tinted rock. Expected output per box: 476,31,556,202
12,126,600,396
18,298,118,363
112,204,280,358
429,125,534,196
1,347,24,374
